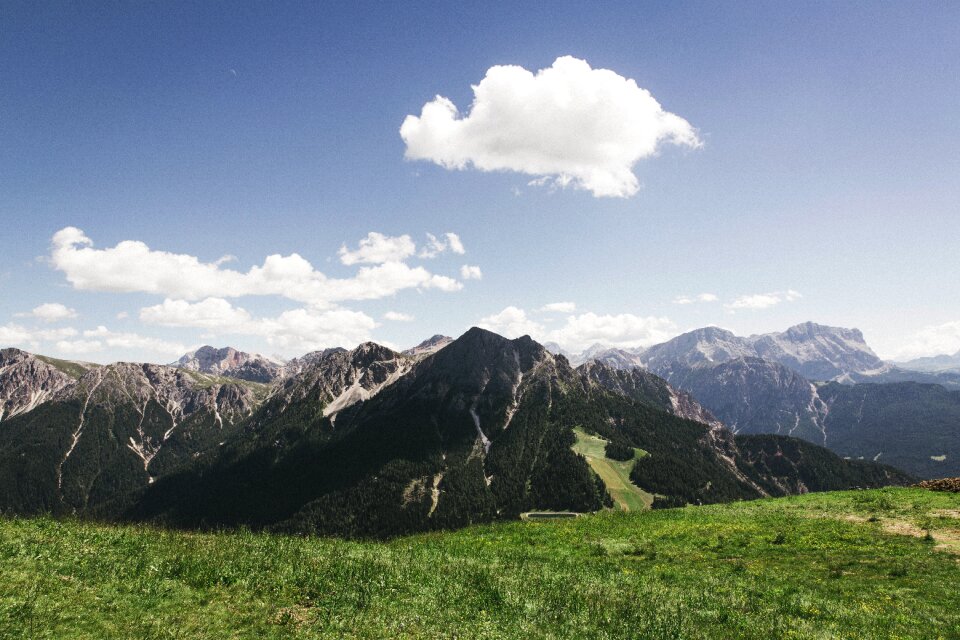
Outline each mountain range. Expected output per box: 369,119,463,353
0,328,909,537
548,322,960,479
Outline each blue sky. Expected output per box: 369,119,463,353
2,1,959,363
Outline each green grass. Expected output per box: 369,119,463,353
34,355,96,380
182,369,272,398
3,488,959,639
572,426,652,511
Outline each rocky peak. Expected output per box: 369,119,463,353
403,334,453,359
173,345,283,384
0,348,80,422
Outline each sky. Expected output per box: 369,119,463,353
2,1,959,363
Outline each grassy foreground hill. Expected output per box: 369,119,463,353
2,488,959,639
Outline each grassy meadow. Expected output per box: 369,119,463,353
572,427,652,511
1,488,959,639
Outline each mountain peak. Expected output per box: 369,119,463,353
402,334,453,358
172,345,283,383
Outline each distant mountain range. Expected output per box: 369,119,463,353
0,329,907,537
548,322,960,479
896,350,960,374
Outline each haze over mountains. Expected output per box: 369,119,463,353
0,325,913,537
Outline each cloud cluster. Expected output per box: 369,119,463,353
725,290,802,311
51,227,464,308
895,320,960,360
478,306,676,352
401,56,701,198
65,326,188,357
0,324,78,351
139,298,377,354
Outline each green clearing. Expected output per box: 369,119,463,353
34,355,96,380
572,426,652,511
2,488,960,638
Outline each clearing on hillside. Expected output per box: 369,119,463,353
572,426,652,511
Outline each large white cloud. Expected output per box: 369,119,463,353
50,227,464,307
477,306,676,352
139,298,377,355
401,56,701,198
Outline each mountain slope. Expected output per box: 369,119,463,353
649,358,960,479
0,348,92,422
0,363,262,516
128,329,906,537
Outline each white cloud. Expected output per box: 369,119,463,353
384,311,414,322
401,55,701,198
15,302,78,322
0,324,78,351
477,306,675,352
478,306,544,339
541,301,576,313
546,312,676,352
460,265,482,280
672,293,718,305
894,321,960,360
55,339,104,355
139,298,377,355
338,232,416,265
725,290,802,311
139,298,254,330
50,227,464,307
116,311,129,320
83,326,187,357
419,232,466,258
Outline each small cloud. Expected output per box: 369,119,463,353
724,290,802,311
401,56,701,198
460,265,482,280
55,339,103,355
116,311,129,320
419,232,466,258
384,311,414,322
338,232,416,265
541,301,576,313
672,293,718,305
15,302,78,323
